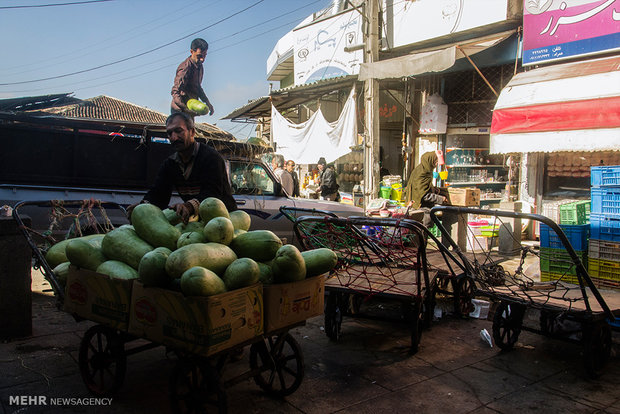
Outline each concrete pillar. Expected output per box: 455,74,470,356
0,217,32,339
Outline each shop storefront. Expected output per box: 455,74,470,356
490,55,620,226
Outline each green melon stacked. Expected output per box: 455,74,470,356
47,197,338,298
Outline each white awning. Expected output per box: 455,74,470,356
490,55,620,154
358,30,514,81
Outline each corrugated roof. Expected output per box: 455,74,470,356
224,75,358,121
38,95,168,124
0,93,233,140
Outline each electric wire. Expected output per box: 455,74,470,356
0,0,112,9
0,0,266,86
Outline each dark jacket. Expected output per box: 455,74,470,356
290,170,300,197
171,56,208,112
144,143,236,212
319,167,338,194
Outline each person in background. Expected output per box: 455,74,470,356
403,150,453,236
286,160,300,197
127,112,235,223
317,157,339,201
271,154,294,196
171,38,214,118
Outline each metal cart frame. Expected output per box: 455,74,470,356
430,205,620,378
13,200,308,413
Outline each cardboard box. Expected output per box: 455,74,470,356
448,187,481,207
129,282,263,357
263,275,325,333
63,267,133,331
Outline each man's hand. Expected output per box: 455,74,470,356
172,201,194,225
207,102,214,116
172,199,200,224
126,202,140,223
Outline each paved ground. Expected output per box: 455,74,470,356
0,270,619,414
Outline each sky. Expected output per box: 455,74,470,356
0,0,332,140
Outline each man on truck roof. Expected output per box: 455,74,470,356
128,112,235,223
171,38,214,118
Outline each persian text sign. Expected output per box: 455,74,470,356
294,10,363,85
523,0,620,65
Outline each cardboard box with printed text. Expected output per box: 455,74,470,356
263,275,325,333
63,267,133,331
128,282,263,356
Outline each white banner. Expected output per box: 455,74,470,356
385,0,509,48
293,10,363,85
271,89,357,164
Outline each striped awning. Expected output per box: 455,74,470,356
490,55,620,153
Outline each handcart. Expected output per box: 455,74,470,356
13,200,312,413
289,212,436,353
429,205,620,378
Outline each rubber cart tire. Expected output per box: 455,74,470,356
78,324,126,396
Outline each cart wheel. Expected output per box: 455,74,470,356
583,321,612,379
324,293,342,341
170,358,227,414
492,302,525,351
78,325,126,396
453,276,475,317
249,333,304,397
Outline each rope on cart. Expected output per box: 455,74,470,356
295,218,426,299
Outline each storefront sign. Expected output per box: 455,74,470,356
293,10,363,85
385,0,510,48
523,0,620,66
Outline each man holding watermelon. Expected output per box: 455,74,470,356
171,38,214,118
128,112,235,223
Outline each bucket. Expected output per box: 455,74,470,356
379,186,392,199
469,299,490,319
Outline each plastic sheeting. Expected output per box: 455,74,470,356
271,88,357,164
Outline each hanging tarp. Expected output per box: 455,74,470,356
490,55,620,153
271,88,357,164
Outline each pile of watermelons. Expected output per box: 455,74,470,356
45,197,337,297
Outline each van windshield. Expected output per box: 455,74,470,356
229,160,275,195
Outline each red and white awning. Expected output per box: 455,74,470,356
490,56,620,153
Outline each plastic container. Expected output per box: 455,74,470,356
541,271,580,285
539,223,589,251
590,214,620,242
588,258,620,281
591,187,620,217
589,239,620,262
559,200,590,225
379,186,392,199
469,299,490,319
591,165,620,187
539,247,588,276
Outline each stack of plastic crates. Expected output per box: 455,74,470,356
589,165,620,289
539,222,589,284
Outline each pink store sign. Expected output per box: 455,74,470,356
523,0,620,65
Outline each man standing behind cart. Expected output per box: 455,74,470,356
171,38,214,118
127,112,235,223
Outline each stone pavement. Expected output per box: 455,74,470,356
0,271,619,414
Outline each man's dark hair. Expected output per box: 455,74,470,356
191,38,208,51
166,112,194,130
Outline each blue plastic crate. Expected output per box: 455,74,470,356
591,187,620,217
591,166,620,187
590,214,620,242
539,223,589,251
